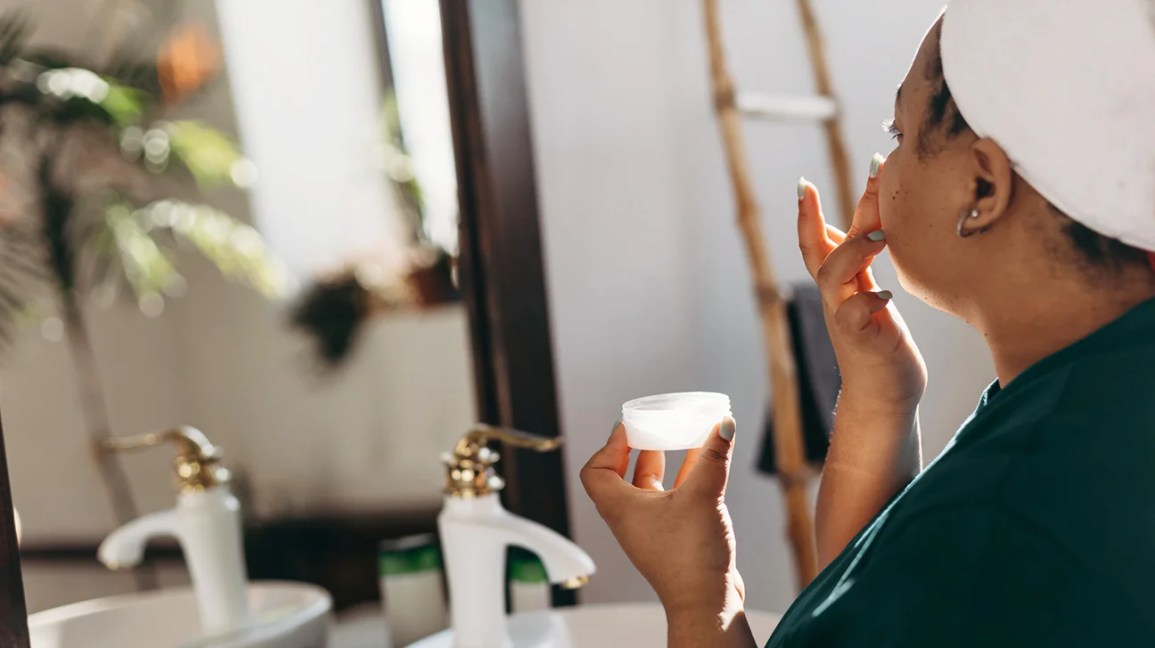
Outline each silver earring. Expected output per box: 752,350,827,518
957,208,981,238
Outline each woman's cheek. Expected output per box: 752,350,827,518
877,177,899,229
875,177,914,286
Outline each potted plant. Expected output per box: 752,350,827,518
290,91,458,370
0,12,283,587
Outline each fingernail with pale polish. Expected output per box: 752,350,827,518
797,177,808,201
720,417,736,441
870,153,886,179
878,290,894,301
867,230,886,242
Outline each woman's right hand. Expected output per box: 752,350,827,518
797,160,927,414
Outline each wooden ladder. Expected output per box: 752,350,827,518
701,0,857,590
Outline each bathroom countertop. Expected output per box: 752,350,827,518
330,606,391,648
334,603,782,648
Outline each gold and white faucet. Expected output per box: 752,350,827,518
438,424,595,648
97,427,252,637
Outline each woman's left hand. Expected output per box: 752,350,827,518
581,417,747,625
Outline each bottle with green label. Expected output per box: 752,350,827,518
379,533,449,646
507,546,550,613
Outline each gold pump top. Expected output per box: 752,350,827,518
104,426,229,494
443,424,562,498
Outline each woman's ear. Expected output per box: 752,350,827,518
966,138,1014,230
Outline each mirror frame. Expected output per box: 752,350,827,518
440,0,570,535
0,0,571,639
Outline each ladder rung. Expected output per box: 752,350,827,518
737,94,837,122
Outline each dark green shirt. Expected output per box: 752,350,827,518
766,299,1155,647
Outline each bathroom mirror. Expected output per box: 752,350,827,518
0,0,568,631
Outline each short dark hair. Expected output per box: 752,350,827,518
922,26,1146,273
918,46,969,159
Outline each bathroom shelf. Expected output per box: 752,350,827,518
736,93,838,122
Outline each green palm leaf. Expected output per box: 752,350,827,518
99,80,150,126
0,13,30,65
106,203,181,302
138,200,287,298
165,120,247,189
0,228,45,343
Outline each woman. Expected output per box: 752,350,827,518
582,1,1155,645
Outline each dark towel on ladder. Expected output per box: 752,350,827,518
757,284,840,475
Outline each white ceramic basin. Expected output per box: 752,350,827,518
405,602,780,648
29,581,332,648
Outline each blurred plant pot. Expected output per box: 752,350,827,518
408,247,459,307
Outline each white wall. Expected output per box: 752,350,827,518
214,0,408,280
0,0,476,612
521,0,995,615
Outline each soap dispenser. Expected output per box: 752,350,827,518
438,424,596,648
97,426,252,637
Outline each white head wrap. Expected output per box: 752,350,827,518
941,0,1155,252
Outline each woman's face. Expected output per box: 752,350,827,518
877,18,978,313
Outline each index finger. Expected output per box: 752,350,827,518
847,154,885,238
674,448,701,488
580,422,632,501
632,450,665,491
798,179,835,277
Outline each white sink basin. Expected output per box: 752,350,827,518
29,581,332,648
405,602,780,648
